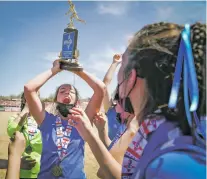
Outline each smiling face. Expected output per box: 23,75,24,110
56,84,77,105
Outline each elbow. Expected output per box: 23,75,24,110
103,78,111,86
95,82,106,98
24,85,30,94
24,84,34,95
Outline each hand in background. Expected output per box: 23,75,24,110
68,107,93,141
9,131,25,157
20,156,36,170
52,59,62,73
6,131,26,179
113,54,122,64
94,112,108,133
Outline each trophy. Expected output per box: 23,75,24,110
59,0,85,71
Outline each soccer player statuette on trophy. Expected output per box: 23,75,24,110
59,0,86,71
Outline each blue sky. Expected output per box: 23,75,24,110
0,1,206,98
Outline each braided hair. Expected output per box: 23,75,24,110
20,92,26,112
125,22,206,135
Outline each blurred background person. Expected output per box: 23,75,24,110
7,92,42,179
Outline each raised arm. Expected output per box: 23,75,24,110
102,54,121,112
74,70,106,124
24,60,61,125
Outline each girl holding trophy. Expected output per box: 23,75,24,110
24,59,105,179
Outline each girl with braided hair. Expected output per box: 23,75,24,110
66,22,206,179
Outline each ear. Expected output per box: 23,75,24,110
127,69,137,89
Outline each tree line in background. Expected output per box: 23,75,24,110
0,93,55,102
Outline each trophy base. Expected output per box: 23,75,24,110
59,60,83,71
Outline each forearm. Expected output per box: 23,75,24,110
103,88,111,112
103,63,119,85
87,130,121,179
75,70,105,93
13,112,28,127
6,155,21,179
0,159,8,169
98,129,111,148
24,68,57,125
77,70,106,122
24,68,58,93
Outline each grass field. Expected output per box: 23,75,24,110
0,112,99,179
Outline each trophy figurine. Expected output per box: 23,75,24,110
59,0,86,71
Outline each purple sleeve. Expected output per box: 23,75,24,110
38,111,55,132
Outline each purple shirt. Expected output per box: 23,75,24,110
107,107,121,140
38,112,86,179
131,121,206,179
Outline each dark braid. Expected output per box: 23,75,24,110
20,92,26,112
125,22,206,135
191,22,206,116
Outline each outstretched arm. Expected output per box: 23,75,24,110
24,60,61,125
103,54,121,112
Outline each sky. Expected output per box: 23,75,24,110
0,1,206,99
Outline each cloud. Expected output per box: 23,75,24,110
43,52,60,61
85,46,125,73
156,6,174,21
154,2,206,23
83,45,124,98
97,2,130,16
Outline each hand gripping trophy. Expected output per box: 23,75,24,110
59,0,86,71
